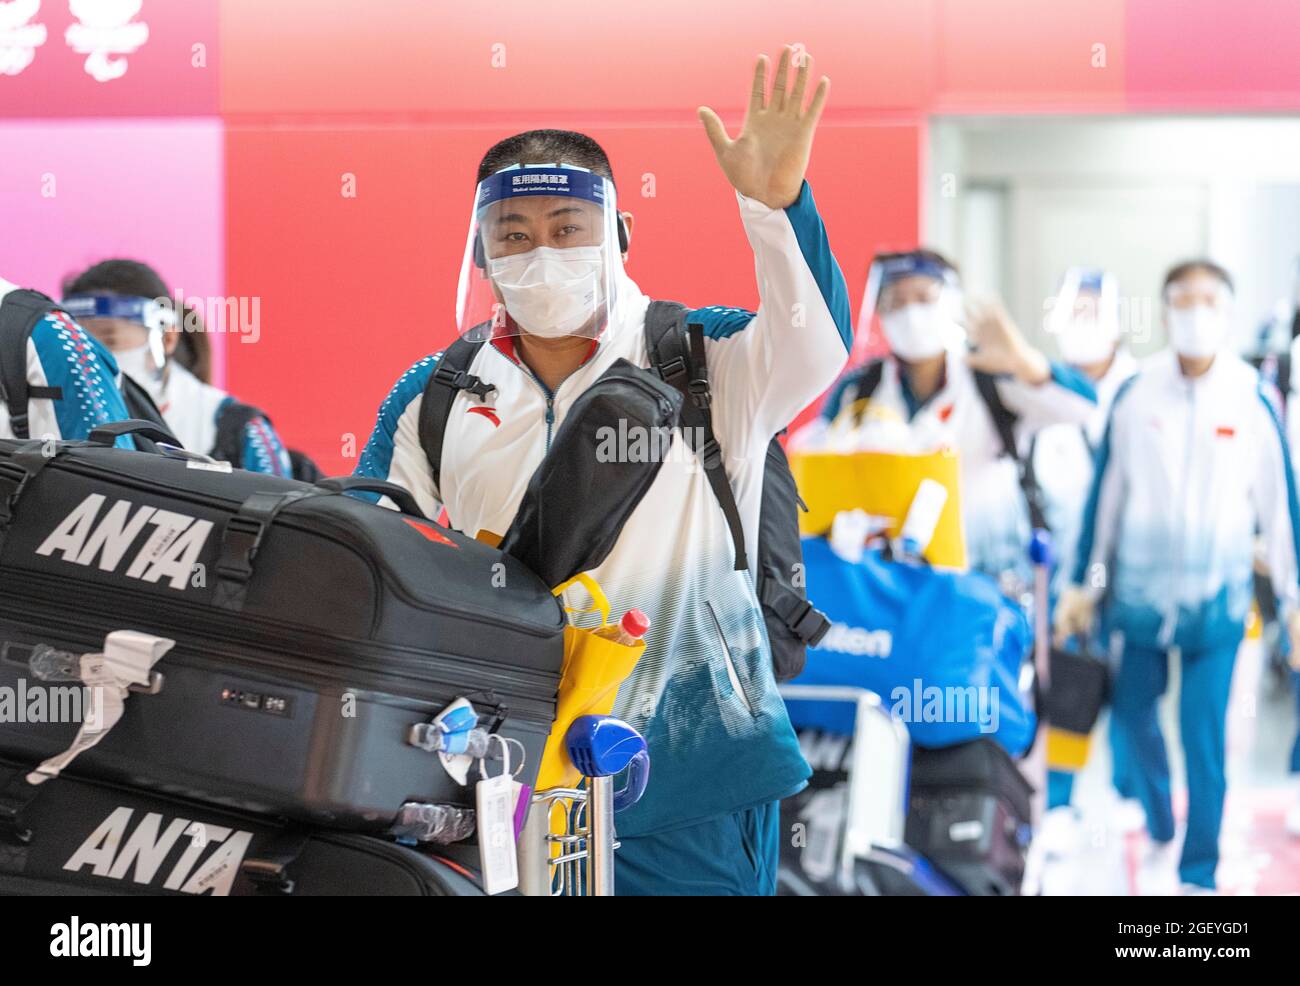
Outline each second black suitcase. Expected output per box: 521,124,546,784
0,423,566,830
905,739,1033,896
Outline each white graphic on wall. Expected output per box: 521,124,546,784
65,0,148,82
0,0,48,76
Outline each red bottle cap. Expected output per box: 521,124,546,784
620,608,650,639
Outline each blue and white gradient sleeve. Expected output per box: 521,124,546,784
1253,384,1300,613
26,311,133,446
354,354,444,517
237,411,294,477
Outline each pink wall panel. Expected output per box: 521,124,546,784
218,0,934,116
0,117,226,379
0,0,219,117
1125,0,1300,109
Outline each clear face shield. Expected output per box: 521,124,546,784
60,292,175,382
455,164,625,344
854,253,963,364
1046,267,1120,366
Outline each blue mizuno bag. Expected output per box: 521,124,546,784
785,538,1036,756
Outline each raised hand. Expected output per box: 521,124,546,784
698,46,829,211
965,297,1051,385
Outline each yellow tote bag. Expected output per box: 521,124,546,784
535,573,645,793
788,448,967,569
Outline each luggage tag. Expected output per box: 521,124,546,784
477,734,519,895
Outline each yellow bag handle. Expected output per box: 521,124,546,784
552,573,610,628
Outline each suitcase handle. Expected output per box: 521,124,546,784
87,418,181,448
314,477,429,521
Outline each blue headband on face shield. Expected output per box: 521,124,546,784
60,293,177,333
475,163,609,211
877,254,958,289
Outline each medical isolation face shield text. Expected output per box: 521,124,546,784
455,165,624,343
1047,267,1121,367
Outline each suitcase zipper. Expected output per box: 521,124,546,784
0,580,557,718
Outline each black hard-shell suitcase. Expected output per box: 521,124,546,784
0,759,485,896
0,422,566,830
904,739,1033,896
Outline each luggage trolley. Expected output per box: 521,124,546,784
518,714,650,896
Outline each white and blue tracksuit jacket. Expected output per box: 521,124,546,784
356,182,851,835
1033,348,1138,595
810,347,1097,578
1073,348,1300,651
0,279,132,443
136,362,292,476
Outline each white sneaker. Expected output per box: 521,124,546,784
1136,840,1180,896
1112,797,1147,834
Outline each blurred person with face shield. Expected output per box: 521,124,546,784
355,49,851,894
62,259,293,476
1030,269,1140,838
799,250,1097,584
1056,260,1300,892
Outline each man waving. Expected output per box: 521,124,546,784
357,48,850,894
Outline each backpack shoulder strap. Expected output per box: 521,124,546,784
417,337,492,493
847,359,886,425
0,289,61,440
973,370,1049,531
213,397,265,467
644,301,748,571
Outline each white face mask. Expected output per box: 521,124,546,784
1167,305,1228,359
1056,317,1118,366
114,342,165,398
487,245,606,339
880,302,949,361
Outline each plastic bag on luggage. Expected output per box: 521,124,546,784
535,573,645,793
786,537,1035,756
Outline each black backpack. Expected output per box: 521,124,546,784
0,288,176,453
848,359,1050,532
416,300,831,682
208,398,324,483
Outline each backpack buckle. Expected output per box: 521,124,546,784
215,515,266,581
696,437,723,470
656,355,688,386
433,364,496,402
687,379,712,410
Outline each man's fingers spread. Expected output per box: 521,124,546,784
806,76,830,124
771,46,791,110
698,107,731,150
750,55,769,112
790,54,810,109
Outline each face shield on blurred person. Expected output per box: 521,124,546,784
860,252,963,363
455,164,625,344
1047,267,1120,369
1164,268,1233,359
60,293,175,395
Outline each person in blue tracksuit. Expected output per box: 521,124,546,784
355,48,849,894
62,259,293,476
0,275,133,443
1057,259,1300,892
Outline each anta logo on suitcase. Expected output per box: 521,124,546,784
36,493,213,591
64,806,254,896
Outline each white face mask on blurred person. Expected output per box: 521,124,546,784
487,245,606,339
1167,305,1228,359
113,341,165,397
881,302,949,361
1056,317,1117,366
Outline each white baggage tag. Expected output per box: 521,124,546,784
476,735,518,895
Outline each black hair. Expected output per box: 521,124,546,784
62,257,213,384
477,129,615,186
1163,259,1233,295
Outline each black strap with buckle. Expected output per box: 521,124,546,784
212,490,314,611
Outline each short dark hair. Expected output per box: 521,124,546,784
63,257,168,301
1163,259,1233,295
477,129,615,186
62,257,213,384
